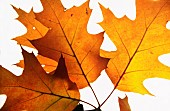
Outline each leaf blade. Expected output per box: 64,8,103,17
30,0,109,89
0,48,80,111
100,0,170,94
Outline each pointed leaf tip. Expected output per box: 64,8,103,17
54,54,78,90
11,5,19,12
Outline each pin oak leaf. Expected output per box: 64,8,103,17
100,0,170,94
29,0,109,89
0,48,80,111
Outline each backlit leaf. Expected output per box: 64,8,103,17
100,0,170,94
0,48,80,111
29,0,109,88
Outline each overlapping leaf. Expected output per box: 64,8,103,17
100,0,170,94
28,0,109,88
0,48,80,111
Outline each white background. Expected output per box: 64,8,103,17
0,0,170,110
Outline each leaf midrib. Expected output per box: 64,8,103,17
115,0,168,87
45,0,100,106
100,1,168,106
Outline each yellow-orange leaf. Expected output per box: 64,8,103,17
16,54,57,73
0,48,79,111
12,6,49,48
119,96,131,111
100,0,170,94
29,0,109,88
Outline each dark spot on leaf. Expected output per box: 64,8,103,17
86,8,88,15
150,51,153,54
64,8,67,12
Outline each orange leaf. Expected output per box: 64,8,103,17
29,0,109,88
12,6,49,48
0,48,80,111
119,96,131,111
100,0,170,94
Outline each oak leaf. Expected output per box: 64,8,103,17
28,0,109,88
0,48,80,111
100,0,170,94
118,96,131,111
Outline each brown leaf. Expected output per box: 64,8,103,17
119,96,131,111
0,48,80,111
100,0,170,94
29,0,109,88
16,54,57,73
12,6,49,48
